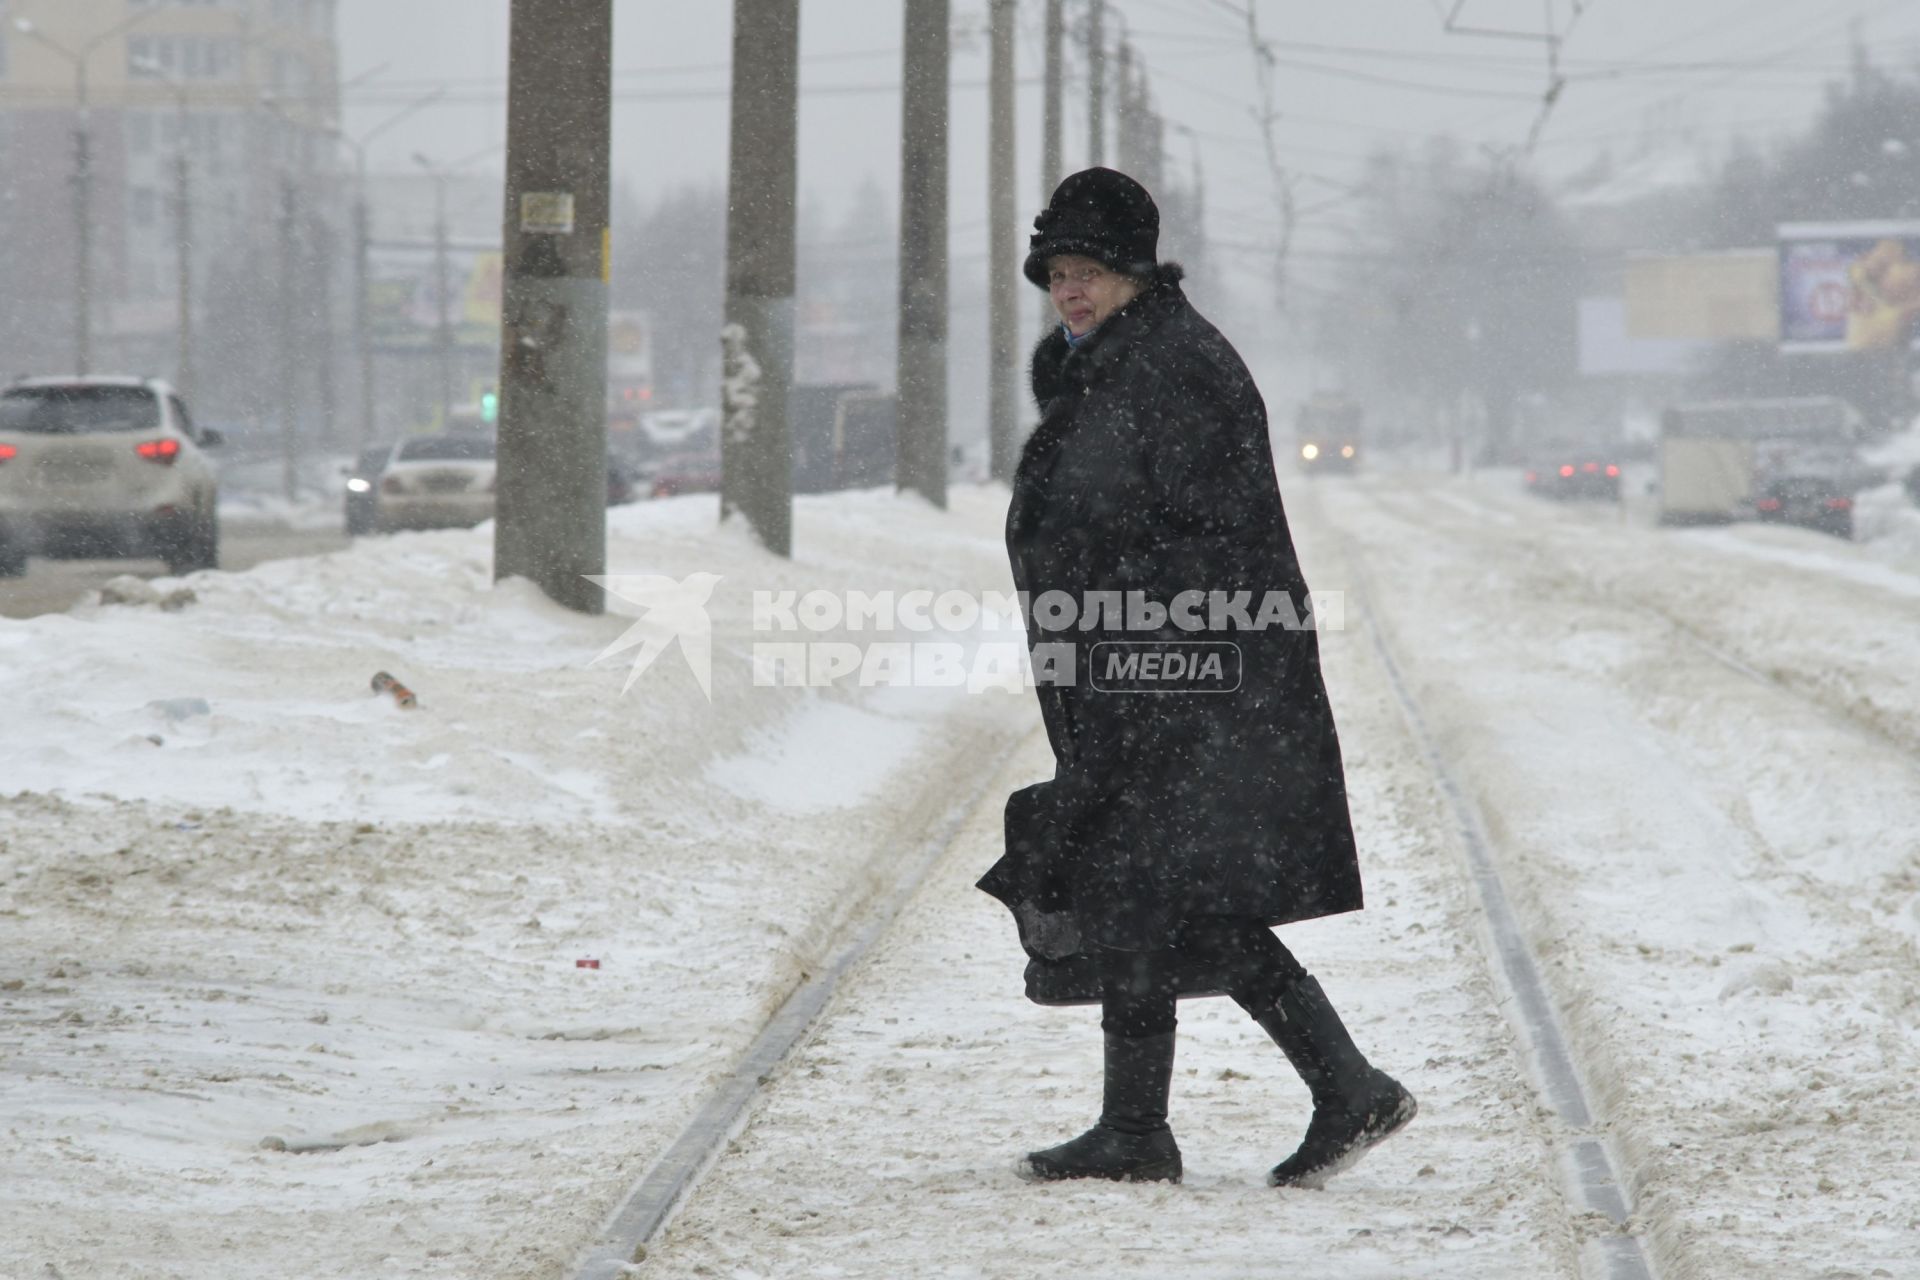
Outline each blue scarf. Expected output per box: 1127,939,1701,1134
1062,322,1100,350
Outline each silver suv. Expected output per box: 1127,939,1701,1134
0,377,222,577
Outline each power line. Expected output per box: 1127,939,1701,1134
1610,0,1817,67
1258,51,1544,101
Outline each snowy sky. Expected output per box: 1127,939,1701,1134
338,0,1920,269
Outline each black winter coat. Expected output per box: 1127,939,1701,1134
977,264,1362,965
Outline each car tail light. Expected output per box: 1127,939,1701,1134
1524,470,1538,483
0,443,16,464
1825,497,1852,511
1605,465,1620,478
1757,498,1783,512
1559,464,1575,478
1581,462,1599,473
135,438,181,464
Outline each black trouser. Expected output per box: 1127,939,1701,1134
1098,917,1308,1038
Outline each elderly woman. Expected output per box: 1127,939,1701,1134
978,168,1415,1187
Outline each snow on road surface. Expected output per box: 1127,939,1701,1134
639,644,1579,1278
1,489,1030,1278
1309,473,1920,1279
5,463,1917,1279
610,470,1920,1280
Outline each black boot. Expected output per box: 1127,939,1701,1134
1250,975,1416,1188
1025,1030,1182,1183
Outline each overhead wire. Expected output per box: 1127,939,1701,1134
1522,0,1920,148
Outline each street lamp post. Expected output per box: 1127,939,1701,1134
278,175,300,499
410,143,501,431
14,19,91,374
14,9,165,376
412,152,455,429
330,88,444,453
71,59,92,376
254,92,306,499
327,135,382,453
131,57,193,402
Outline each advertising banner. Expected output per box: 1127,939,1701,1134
1622,251,1775,341
1778,221,1920,353
367,245,503,352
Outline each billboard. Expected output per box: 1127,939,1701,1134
1623,251,1775,342
367,245,503,352
1579,296,1711,377
1778,221,1920,353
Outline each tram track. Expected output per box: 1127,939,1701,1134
590,474,1670,1279
1360,476,1920,767
566,732,1019,1279
565,470,1914,1279
1301,472,1920,1280
1295,481,1660,1280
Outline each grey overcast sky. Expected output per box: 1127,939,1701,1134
338,0,1920,271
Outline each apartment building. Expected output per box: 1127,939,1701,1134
0,0,340,419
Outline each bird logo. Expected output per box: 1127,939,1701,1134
584,572,722,698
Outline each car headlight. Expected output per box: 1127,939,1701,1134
1301,443,1320,460
1340,445,1355,459
346,478,371,493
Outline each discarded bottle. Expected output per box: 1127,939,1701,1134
370,671,418,709
576,957,601,970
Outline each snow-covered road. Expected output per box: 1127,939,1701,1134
636,628,1579,1279
4,466,1917,1279
637,470,1920,1280
0,491,1032,1278
1309,472,1920,1280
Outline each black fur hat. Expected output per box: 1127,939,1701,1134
1022,167,1160,288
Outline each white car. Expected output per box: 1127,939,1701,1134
375,433,496,531
0,376,221,578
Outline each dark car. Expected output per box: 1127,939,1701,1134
342,443,395,536
1752,445,1869,539
1753,471,1855,539
1524,451,1621,501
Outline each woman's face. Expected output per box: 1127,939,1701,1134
1048,255,1139,336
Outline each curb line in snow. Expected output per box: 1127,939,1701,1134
566,727,1025,1280
1333,521,1659,1280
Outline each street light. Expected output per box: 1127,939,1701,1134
412,143,502,430
129,55,194,403
329,87,445,452
252,69,420,479
412,150,457,430
13,7,165,374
